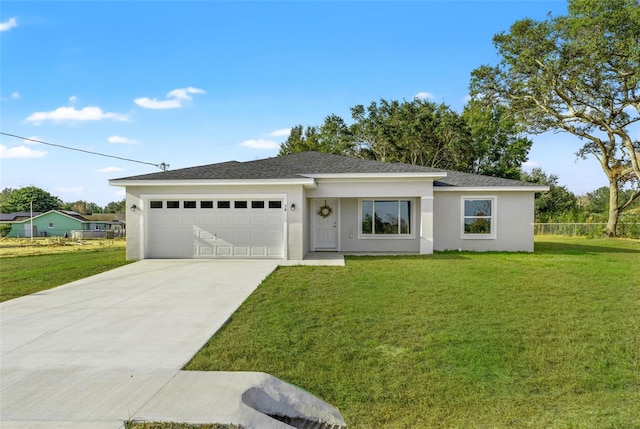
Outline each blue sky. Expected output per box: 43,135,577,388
1,1,608,207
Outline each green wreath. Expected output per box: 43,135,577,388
317,202,333,218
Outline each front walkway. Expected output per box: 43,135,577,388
0,259,345,429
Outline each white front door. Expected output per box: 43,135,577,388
313,198,338,250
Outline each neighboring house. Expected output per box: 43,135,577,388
1,210,114,238
109,151,549,260
83,213,127,237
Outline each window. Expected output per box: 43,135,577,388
167,201,180,209
361,200,412,236
217,201,231,209
462,197,495,239
183,201,197,209
200,201,214,209
251,200,265,209
150,201,163,209
268,200,282,209
234,201,248,209
48,223,54,228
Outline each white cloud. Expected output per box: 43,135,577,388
69,95,78,104
167,87,205,100
25,106,128,123
96,166,125,173
270,128,291,137
135,86,205,109
522,161,540,169
0,144,47,159
115,189,126,199
463,95,472,104
414,91,435,100
11,91,20,100
240,139,279,149
57,186,84,196
0,18,17,32
134,97,182,109
108,135,137,144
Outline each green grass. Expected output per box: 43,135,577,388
0,246,131,302
186,237,640,428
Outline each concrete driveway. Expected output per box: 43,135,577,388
0,259,346,428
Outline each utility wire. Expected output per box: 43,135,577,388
0,131,169,171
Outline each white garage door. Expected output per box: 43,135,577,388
147,198,285,259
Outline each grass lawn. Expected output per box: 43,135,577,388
186,237,640,428
0,240,130,302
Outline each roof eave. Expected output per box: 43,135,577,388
434,185,550,192
300,172,447,180
109,178,317,187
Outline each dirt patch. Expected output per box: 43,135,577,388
0,237,126,257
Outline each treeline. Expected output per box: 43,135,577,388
0,187,125,214
280,98,532,180
521,169,640,223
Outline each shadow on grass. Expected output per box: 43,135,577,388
346,253,469,261
535,240,640,255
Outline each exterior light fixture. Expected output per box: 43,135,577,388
291,203,296,211
130,204,137,212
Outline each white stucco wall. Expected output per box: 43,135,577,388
433,191,536,252
123,184,305,260
305,179,433,254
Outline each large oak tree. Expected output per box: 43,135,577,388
280,98,532,178
470,0,640,236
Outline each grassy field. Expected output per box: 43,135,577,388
0,239,130,302
186,237,640,428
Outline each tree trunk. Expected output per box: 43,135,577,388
605,180,620,237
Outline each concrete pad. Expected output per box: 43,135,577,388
1,259,347,428
1,369,175,421
1,260,278,370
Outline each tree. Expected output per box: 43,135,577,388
462,100,533,179
279,98,533,178
62,200,103,214
0,186,62,213
581,186,640,214
103,199,126,213
470,0,640,236
520,168,577,219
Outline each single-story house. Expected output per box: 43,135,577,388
1,210,115,238
109,151,548,260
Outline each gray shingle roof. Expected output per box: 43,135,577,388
112,151,541,188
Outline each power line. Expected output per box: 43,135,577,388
0,131,170,171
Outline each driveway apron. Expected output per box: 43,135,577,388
0,260,279,428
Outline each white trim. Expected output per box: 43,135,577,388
301,172,446,180
461,195,497,240
109,178,315,187
436,186,548,192
358,198,416,240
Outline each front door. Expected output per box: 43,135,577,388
313,199,338,250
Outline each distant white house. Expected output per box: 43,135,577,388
110,151,548,260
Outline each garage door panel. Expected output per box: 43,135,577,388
147,200,285,259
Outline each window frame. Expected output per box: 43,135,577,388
461,196,497,240
358,198,415,239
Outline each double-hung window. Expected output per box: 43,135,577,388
361,199,412,237
462,197,496,239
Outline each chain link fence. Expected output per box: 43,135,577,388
534,223,640,238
